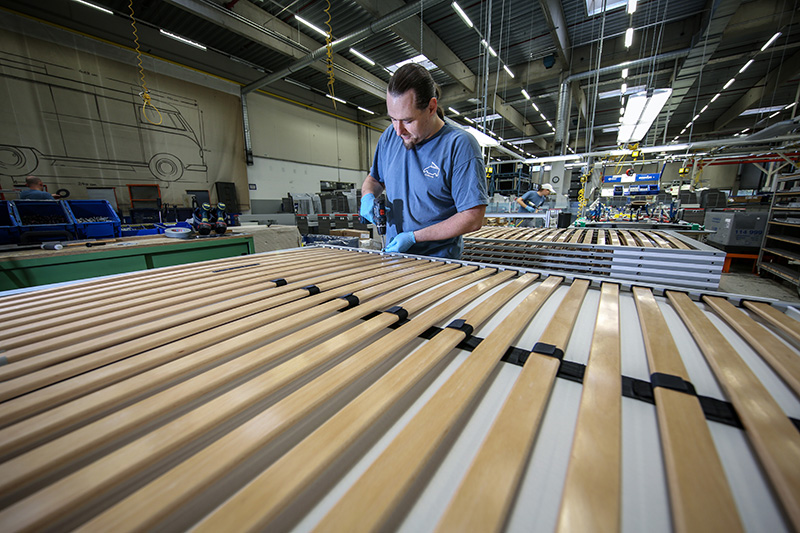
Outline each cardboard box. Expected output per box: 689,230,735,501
331,229,370,239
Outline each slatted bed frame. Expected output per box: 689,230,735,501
0,246,798,532
463,227,726,291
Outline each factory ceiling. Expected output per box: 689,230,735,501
1,0,798,161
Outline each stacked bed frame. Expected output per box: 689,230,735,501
463,226,725,291
0,246,799,532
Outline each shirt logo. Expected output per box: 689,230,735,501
423,162,440,179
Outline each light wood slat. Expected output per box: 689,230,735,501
0,253,340,342
0,265,478,502
657,231,691,250
556,283,621,533
0,264,459,455
0,269,497,532
313,276,564,533
742,300,800,349
568,230,583,243
0,249,304,310
0,258,419,406
618,230,635,246
85,270,526,533
436,279,590,532
581,229,594,244
0,248,324,322
633,287,743,533
608,230,620,246
669,291,800,531
703,297,800,402
597,229,606,245
633,231,654,247
555,229,573,243
644,230,672,248
191,272,537,533
0,255,399,379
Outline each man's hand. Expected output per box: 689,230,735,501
385,231,416,253
525,205,536,213
360,193,375,223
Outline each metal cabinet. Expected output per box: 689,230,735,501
758,172,800,293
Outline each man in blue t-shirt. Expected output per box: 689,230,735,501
515,184,554,227
360,63,488,259
19,176,60,200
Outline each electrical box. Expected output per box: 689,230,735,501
704,211,767,249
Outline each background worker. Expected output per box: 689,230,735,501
360,63,488,259
515,183,555,227
19,176,61,200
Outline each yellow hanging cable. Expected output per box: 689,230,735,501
324,0,336,109
128,0,162,125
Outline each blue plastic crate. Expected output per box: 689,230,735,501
0,200,20,244
63,200,121,239
11,200,76,242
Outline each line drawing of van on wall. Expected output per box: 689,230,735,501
0,51,208,183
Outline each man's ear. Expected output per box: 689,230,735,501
428,97,438,115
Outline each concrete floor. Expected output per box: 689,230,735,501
718,270,800,302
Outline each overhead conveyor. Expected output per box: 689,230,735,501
0,246,798,532
463,226,725,291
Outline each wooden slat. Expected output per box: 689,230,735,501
633,287,743,532
66,270,516,533
556,283,621,533
0,263,459,455
130,272,536,533
669,291,800,531
703,297,800,403
742,300,800,348
597,229,606,246
581,229,594,244
644,230,672,248
657,231,691,250
312,276,564,532
608,230,620,246
633,231,654,247
435,279,590,532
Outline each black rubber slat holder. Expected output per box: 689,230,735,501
445,319,474,337
303,284,321,296
212,263,259,273
531,342,565,361
383,305,409,322
270,278,288,287
650,372,697,396
338,294,360,310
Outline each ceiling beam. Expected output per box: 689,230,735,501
351,0,476,92
714,49,800,130
538,0,571,65
163,0,387,99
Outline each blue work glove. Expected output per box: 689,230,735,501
360,193,375,223
525,205,536,213
385,231,416,253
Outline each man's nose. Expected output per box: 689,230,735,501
394,122,406,135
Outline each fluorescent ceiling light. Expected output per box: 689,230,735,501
723,78,735,90
349,48,375,66
539,112,547,121
508,139,534,145
640,143,689,153
546,120,553,128
357,106,375,115
739,105,784,116
627,0,637,14
386,54,436,73
461,125,499,146
603,126,620,133
481,40,498,57
621,68,629,78
448,107,461,115
769,111,780,118
451,2,474,28
531,101,539,111
786,102,797,110
738,59,754,74
326,94,346,104
521,89,531,100
599,84,645,99
700,105,708,113
692,114,700,121
464,116,474,124
503,65,515,78
472,113,502,123
620,107,625,115
711,93,721,102
741,128,749,133
761,32,782,52
295,15,328,37
624,28,634,48
620,82,627,94
160,30,206,51
616,88,672,144
72,0,113,15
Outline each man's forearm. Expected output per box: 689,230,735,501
412,205,485,242
361,175,385,196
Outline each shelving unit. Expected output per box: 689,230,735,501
488,163,532,196
758,172,800,293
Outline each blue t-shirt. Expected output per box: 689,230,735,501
20,189,53,200
518,190,547,212
370,123,488,258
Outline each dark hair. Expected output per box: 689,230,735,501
387,63,444,119
25,176,42,187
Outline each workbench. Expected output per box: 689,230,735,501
0,234,255,290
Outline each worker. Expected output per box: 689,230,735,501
360,63,487,259
19,176,60,200
515,183,555,227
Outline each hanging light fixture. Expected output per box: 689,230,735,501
617,88,673,144
624,28,634,48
